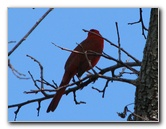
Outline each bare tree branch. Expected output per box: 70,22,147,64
37,100,41,116
73,90,86,105
92,80,110,98
52,42,140,75
8,59,140,121
8,95,53,121
36,79,58,89
117,103,157,121
78,43,98,75
8,41,16,44
26,55,44,89
128,8,148,39
8,59,30,79
82,29,141,64
102,52,140,75
8,8,54,56
116,58,130,77
8,8,151,121
9,41,141,121
26,55,48,97
115,22,121,61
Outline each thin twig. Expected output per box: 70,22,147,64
28,71,40,90
99,75,137,86
8,8,54,56
52,42,140,75
102,52,139,75
73,90,86,105
115,22,121,61
117,103,153,121
14,106,21,121
128,8,148,39
8,95,53,120
9,60,140,121
24,89,57,94
116,58,130,77
8,41,16,44
127,109,149,121
27,55,48,97
51,61,140,96
52,42,84,55
100,61,141,76
84,51,97,75
77,43,97,75
37,101,41,116
82,29,141,64
36,79,58,89
26,55,44,89
8,59,30,79
92,80,110,98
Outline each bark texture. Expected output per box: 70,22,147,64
134,8,158,121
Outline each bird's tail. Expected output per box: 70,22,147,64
46,72,71,113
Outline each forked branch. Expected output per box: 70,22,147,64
128,8,148,39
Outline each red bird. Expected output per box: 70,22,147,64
47,29,104,112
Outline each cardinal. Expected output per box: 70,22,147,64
47,29,104,112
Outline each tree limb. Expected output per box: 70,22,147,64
83,29,141,64
8,8,54,56
128,8,148,39
8,59,30,79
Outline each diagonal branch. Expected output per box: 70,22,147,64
102,52,140,75
8,60,140,121
82,29,141,64
77,42,98,76
52,42,140,75
26,55,48,97
8,8,54,56
26,55,44,89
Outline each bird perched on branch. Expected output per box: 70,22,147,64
47,29,104,113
